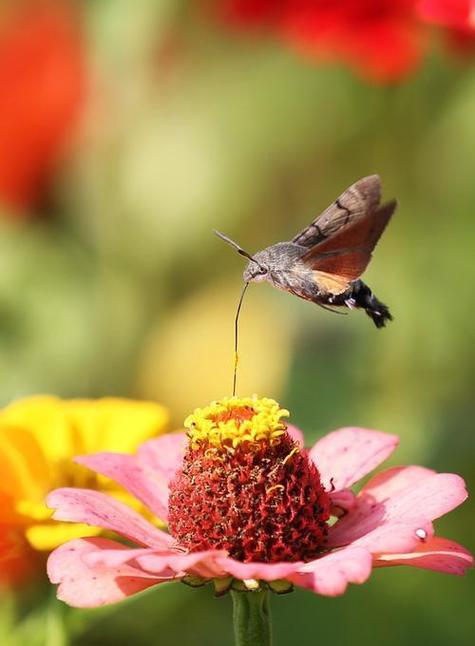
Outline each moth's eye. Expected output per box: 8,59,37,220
257,266,267,275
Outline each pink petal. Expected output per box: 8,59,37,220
46,488,172,548
360,465,435,501
338,521,435,554
375,536,474,575
76,453,169,521
289,547,373,596
134,550,229,579
309,427,399,491
137,433,187,483
328,471,468,553
216,557,304,581
47,538,168,608
86,548,302,581
329,489,357,515
286,425,305,447
327,466,437,551
82,546,177,571
373,472,467,523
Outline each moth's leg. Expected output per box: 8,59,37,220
312,297,348,315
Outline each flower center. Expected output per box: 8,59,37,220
209,405,256,425
168,397,330,563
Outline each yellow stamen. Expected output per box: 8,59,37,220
184,396,289,450
282,447,300,466
266,484,285,496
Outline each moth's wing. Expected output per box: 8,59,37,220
312,271,350,295
292,175,382,248
304,199,397,284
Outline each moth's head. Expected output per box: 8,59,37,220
213,229,268,282
243,257,268,283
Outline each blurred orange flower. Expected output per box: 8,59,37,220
0,0,85,214
0,396,168,586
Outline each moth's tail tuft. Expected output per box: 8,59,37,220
351,280,393,329
367,301,393,328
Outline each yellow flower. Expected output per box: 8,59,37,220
0,396,168,585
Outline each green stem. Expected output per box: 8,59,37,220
231,590,272,646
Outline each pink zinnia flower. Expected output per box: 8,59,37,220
46,397,472,608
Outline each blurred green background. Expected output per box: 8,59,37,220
0,1,473,645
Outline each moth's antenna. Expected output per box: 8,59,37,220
213,230,266,272
233,281,249,397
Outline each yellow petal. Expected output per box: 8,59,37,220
64,398,169,454
0,425,50,500
1,396,76,462
1,395,168,463
16,500,52,522
25,523,102,551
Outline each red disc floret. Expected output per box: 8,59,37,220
168,431,330,563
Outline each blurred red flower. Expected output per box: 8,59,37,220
418,0,475,30
418,1,475,55
280,1,424,82
0,1,85,215
211,1,425,82
215,0,281,27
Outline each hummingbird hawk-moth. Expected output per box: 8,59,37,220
215,175,396,328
